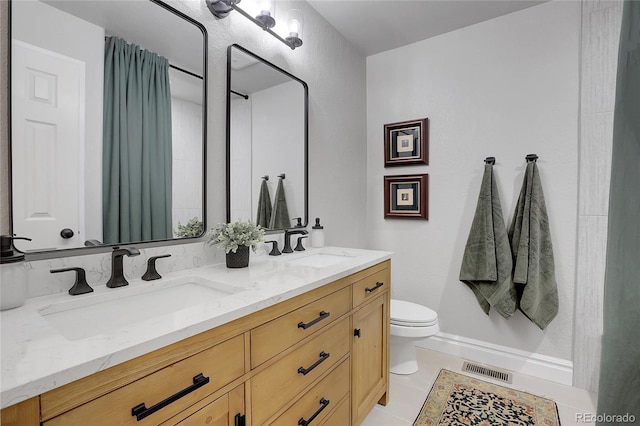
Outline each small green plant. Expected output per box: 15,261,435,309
174,217,204,238
208,220,265,254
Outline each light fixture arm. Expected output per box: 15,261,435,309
206,0,301,50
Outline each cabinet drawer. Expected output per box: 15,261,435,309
268,359,349,426
44,335,245,426
173,384,244,426
251,286,350,368
319,395,350,426
352,268,389,307
251,317,350,426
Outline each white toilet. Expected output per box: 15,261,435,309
390,299,439,375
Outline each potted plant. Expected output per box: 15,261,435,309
208,220,265,268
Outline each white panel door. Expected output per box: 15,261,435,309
11,40,85,250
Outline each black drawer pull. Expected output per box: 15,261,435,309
298,398,330,426
298,352,330,376
131,373,210,421
298,311,330,330
365,281,384,293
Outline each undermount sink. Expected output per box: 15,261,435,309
285,252,354,268
38,276,240,341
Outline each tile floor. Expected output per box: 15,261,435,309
362,347,598,426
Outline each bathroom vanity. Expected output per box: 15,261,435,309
0,248,391,425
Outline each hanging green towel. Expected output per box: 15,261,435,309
509,162,558,330
269,177,291,230
256,179,272,228
460,164,517,318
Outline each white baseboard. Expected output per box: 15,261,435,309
415,332,573,386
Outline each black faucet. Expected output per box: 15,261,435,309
106,246,140,288
282,229,308,253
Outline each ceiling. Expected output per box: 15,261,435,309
306,0,546,57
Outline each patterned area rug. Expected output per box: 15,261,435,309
414,369,561,426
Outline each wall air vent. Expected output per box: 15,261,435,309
462,362,513,384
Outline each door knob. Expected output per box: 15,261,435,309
60,228,74,239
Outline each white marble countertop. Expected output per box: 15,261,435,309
0,246,391,409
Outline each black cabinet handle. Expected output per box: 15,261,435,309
365,281,384,293
131,373,209,421
234,413,246,426
354,328,361,338
298,352,330,376
298,398,330,426
298,311,330,330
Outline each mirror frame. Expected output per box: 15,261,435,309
8,0,208,258
226,44,309,231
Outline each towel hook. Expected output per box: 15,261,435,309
525,154,539,162
484,157,496,165
278,173,286,180
262,175,269,181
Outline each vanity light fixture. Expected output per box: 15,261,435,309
206,0,303,50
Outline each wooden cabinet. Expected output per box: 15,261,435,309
173,384,245,426
352,295,389,425
4,260,390,426
43,335,245,426
351,263,390,425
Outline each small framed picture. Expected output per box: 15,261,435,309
384,174,428,219
384,118,428,167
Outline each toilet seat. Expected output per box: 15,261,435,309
390,299,438,327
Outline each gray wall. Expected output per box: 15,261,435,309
366,1,580,362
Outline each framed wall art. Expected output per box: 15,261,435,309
384,174,428,219
384,118,428,167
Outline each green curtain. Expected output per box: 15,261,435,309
597,1,640,423
102,37,173,244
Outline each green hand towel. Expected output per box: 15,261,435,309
256,179,272,228
460,164,517,318
269,177,291,230
508,162,558,330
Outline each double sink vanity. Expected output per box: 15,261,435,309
1,247,391,425
4,0,390,424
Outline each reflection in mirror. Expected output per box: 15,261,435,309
227,45,308,231
10,0,207,253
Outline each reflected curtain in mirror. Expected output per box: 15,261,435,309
102,37,172,244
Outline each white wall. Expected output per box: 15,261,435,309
252,81,305,225
171,96,204,233
366,1,580,361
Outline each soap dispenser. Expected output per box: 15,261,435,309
0,235,32,311
310,218,325,248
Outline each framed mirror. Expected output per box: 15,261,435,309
227,44,308,231
9,0,207,253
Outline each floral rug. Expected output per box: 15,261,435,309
413,369,561,426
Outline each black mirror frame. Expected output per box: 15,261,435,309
225,44,309,231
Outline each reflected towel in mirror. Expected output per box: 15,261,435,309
269,177,291,229
256,179,272,228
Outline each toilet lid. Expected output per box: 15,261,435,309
390,299,438,326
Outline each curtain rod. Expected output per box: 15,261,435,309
169,64,203,80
